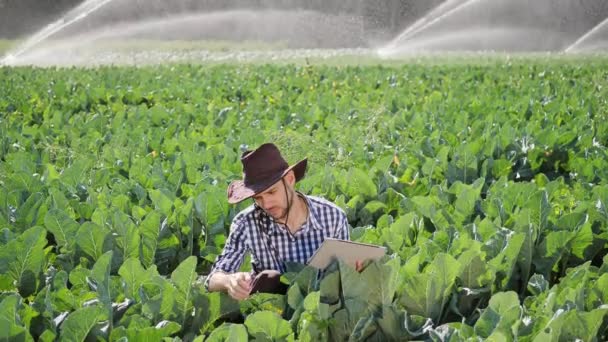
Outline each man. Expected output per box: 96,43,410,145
205,143,350,300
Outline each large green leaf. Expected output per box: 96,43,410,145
339,168,377,199
60,159,91,189
7,170,44,195
488,231,525,290
457,250,494,289
194,188,228,235
38,330,56,342
90,251,113,326
141,279,176,322
110,321,181,341
331,299,370,340
382,212,418,252
173,197,195,262
205,323,248,342
286,283,305,313
295,292,332,341
474,291,522,339
149,189,175,217
44,209,80,253
319,268,341,308
171,256,197,325
551,262,593,312
570,222,594,259
525,190,549,233
285,263,318,296
554,212,587,231
446,143,480,185
245,311,294,340
59,306,105,342
376,306,411,341
429,322,475,341
0,294,34,341
399,253,459,322
410,196,450,231
450,178,484,221
14,192,47,230
76,222,110,262
512,217,536,293
359,258,400,308
1,226,47,296
382,188,408,217
194,291,240,335
533,308,608,342
358,200,387,226
411,195,441,220
527,274,549,296
118,257,147,301
583,273,608,313
349,314,378,341
110,210,140,262
171,255,197,296
139,211,161,268
339,261,368,302
533,231,575,278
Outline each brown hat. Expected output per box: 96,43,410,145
227,143,307,204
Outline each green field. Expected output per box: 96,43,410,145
1,59,608,340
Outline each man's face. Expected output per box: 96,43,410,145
252,172,295,221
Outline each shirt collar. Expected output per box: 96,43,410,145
300,193,324,231
254,192,324,234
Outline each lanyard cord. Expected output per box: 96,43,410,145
253,178,294,273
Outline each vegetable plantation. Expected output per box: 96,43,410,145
1,58,608,341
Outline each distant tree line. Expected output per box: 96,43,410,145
0,0,439,39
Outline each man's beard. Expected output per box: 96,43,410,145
270,207,289,221
267,186,294,223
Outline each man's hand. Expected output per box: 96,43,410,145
226,272,252,301
207,271,252,301
355,260,364,273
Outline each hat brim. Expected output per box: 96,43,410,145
227,158,307,204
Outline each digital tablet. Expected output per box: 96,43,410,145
307,238,387,269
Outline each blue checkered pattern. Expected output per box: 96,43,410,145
208,194,349,278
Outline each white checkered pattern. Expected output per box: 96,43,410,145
208,194,349,278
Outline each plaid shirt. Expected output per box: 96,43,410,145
207,194,349,279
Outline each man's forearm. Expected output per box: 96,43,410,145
207,271,229,292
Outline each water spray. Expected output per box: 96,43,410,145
0,0,116,65
379,0,483,55
392,0,465,45
565,16,608,52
